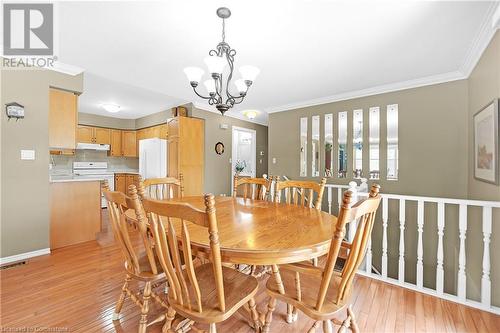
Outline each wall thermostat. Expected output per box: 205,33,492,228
5,102,24,120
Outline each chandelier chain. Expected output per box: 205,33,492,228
222,19,226,42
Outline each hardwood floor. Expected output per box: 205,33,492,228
1,209,499,333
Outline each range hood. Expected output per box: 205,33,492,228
76,143,110,151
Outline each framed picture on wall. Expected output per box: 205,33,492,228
474,99,499,185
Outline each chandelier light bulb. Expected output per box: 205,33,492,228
234,79,247,95
204,55,226,75
239,65,260,82
204,79,216,94
183,67,204,84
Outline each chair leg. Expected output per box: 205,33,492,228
209,323,217,333
347,306,359,333
161,306,176,333
113,274,131,320
307,321,321,333
262,297,277,333
138,281,152,333
248,298,261,330
338,306,357,333
323,320,333,333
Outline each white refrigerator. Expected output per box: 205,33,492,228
139,138,167,180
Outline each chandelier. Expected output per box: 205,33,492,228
183,7,260,115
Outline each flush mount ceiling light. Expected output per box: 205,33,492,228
184,7,260,116
243,110,258,119
101,103,120,113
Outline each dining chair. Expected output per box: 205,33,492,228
233,175,271,200
274,178,327,210
138,173,184,200
262,184,381,333
136,192,261,333
103,186,169,333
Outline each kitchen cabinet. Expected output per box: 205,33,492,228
110,130,122,157
114,173,139,194
167,117,204,196
136,124,168,148
114,174,126,193
122,131,137,157
49,88,78,150
77,126,111,144
94,128,111,144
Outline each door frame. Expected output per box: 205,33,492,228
231,126,257,195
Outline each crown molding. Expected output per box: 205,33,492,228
193,102,269,126
459,1,500,77
265,70,466,114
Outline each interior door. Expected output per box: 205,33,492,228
231,126,257,194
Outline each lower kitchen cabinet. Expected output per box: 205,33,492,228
114,173,140,194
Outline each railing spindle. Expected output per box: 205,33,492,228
398,199,406,283
327,187,332,214
436,202,445,295
457,204,467,301
417,200,424,289
382,197,388,278
481,206,492,307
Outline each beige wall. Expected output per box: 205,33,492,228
192,108,268,196
466,31,500,305
78,112,136,130
1,68,83,258
268,79,469,198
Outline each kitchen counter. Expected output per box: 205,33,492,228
50,180,101,249
50,176,105,183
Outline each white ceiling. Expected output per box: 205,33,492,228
80,73,184,119
55,1,499,125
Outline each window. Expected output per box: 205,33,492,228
353,109,363,178
300,117,307,177
324,114,334,177
338,111,348,178
369,107,380,179
311,115,320,177
387,104,398,180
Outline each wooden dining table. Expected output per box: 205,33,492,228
125,195,338,328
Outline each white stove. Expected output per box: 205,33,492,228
73,162,114,207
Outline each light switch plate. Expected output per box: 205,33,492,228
21,149,35,160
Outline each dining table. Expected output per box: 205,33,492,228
125,195,338,329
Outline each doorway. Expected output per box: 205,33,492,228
231,126,257,194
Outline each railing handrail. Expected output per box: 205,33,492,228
324,184,500,208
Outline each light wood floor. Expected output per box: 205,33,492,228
1,210,499,333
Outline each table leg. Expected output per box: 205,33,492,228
269,265,294,324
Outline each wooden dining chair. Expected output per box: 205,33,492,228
233,175,271,200
274,178,327,210
103,186,169,333
136,193,261,333
138,173,184,200
262,184,381,333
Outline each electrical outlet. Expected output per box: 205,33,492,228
272,157,277,164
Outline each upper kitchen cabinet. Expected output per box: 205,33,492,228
77,126,111,144
122,131,137,157
49,88,78,149
110,129,122,157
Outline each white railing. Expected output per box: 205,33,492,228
324,183,500,315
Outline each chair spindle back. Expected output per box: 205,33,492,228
233,175,271,200
315,184,381,311
274,178,327,210
103,185,159,276
136,193,226,313
138,173,184,200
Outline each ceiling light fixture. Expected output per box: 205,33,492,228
101,103,120,113
184,7,260,116
243,110,258,120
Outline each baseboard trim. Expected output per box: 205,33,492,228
0,248,51,266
